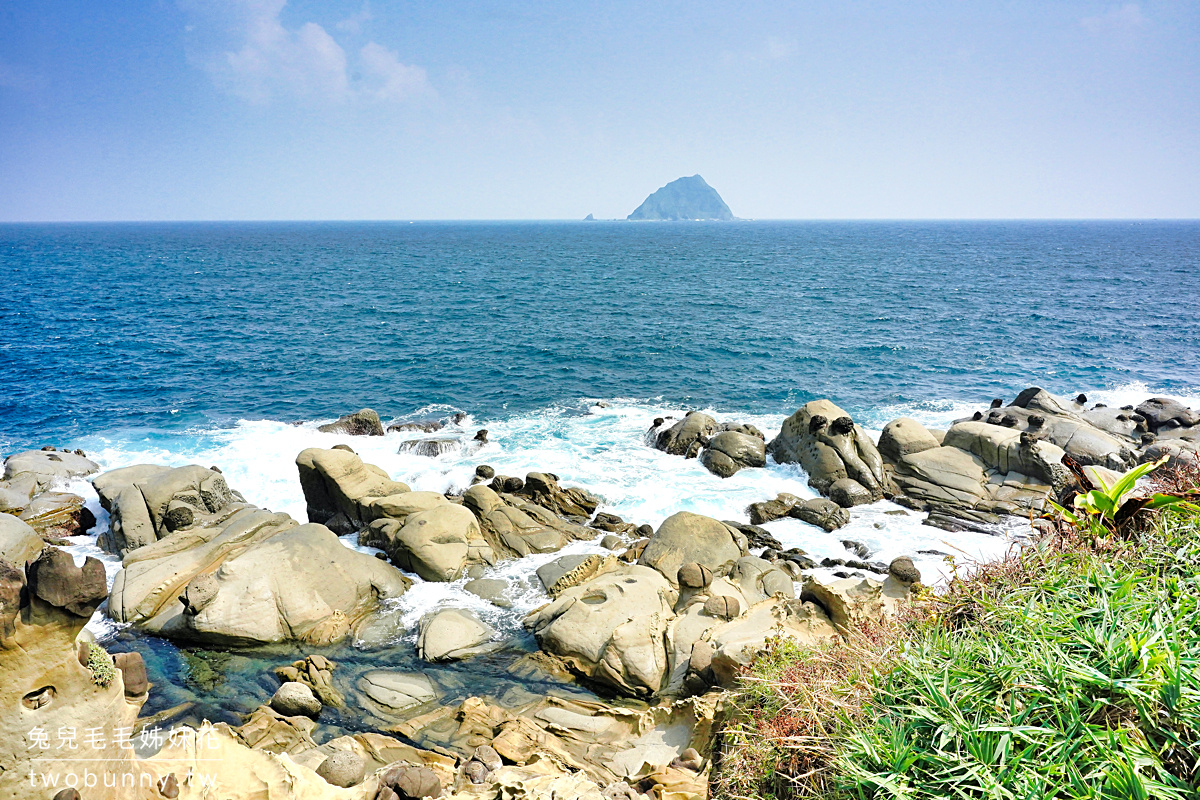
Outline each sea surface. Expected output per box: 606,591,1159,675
3,220,1200,728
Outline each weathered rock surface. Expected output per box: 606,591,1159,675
637,512,747,587
417,608,500,662
747,492,849,531
0,512,44,564
319,408,386,436
651,413,767,477
93,463,246,554
767,400,891,506
297,447,411,531
109,509,410,645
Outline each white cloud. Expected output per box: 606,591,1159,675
359,41,432,102
336,2,374,35
193,0,430,105
1081,3,1147,34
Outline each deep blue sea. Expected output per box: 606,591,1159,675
5,220,1199,724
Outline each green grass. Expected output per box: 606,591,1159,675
714,512,1200,800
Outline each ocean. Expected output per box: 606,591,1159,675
3,220,1199,724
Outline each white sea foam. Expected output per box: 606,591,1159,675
55,385,1197,641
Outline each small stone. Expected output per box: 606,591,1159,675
158,773,179,798
474,429,489,443
1075,393,1088,404
600,534,622,550
463,760,488,784
53,790,81,800
703,594,741,620
316,750,365,787
677,562,713,589
378,764,442,799
636,524,653,537
270,681,321,717
472,744,502,772
475,464,495,479
888,556,921,584
990,398,1003,408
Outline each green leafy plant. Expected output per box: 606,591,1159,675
1047,455,1200,538
85,642,115,687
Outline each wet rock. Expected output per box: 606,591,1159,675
537,554,604,596
747,493,800,525
318,408,385,436
654,412,717,457
725,521,784,550
1136,397,1200,432
18,491,93,539
464,577,513,608
114,651,149,697
317,749,366,787
792,498,850,531
841,540,871,559
829,477,874,508
417,608,499,662
600,534,623,550
475,464,495,480
271,681,321,718
700,431,766,478
517,472,600,518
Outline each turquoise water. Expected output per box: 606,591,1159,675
3,220,1198,450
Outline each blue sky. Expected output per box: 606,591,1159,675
1,1,1197,220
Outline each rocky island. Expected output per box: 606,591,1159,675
627,176,735,221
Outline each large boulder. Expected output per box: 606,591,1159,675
699,431,766,478
109,510,409,646
371,504,485,581
92,464,244,554
1136,397,1200,433
637,512,747,587
463,483,596,561
878,418,940,463
317,408,385,436
524,563,678,697
654,412,717,457
417,608,500,662
17,491,94,539
3,449,99,492
767,400,890,505
296,447,410,530
0,513,44,565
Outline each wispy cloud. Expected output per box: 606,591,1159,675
1081,3,1147,35
336,1,374,35
189,0,431,105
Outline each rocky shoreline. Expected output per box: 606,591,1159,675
2,388,1197,799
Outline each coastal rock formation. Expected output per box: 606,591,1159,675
93,464,247,554
747,493,850,531
627,175,734,221
319,408,386,436
526,512,915,700
0,448,99,541
767,400,892,506
417,608,500,662
650,412,767,478
876,388,1200,529
0,511,45,564
108,501,410,645
297,447,412,532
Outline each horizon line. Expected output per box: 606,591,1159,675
2,217,1198,224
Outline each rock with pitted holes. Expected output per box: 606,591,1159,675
537,554,603,596
317,749,366,787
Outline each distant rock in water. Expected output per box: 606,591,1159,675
583,213,595,221
627,175,734,221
